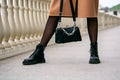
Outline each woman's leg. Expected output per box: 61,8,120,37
23,16,59,65
87,18,98,43
87,18,100,64
40,16,59,47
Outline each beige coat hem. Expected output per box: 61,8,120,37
49,0,99,18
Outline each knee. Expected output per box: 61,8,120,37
87,17,97,21
87,17,98,23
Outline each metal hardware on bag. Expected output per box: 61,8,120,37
58,21,77,36
62,25,76,36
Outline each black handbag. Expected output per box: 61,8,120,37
55,0,82,43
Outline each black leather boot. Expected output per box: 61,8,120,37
23,44,46,65
89,42,100,64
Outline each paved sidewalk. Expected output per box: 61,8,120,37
0,26,120,80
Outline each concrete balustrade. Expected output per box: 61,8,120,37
0,0,51,59
0,0,120,59
98,12,118,30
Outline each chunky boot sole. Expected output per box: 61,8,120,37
89,58,100,64
23,59,46,65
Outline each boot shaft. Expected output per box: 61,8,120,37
90,42,98,57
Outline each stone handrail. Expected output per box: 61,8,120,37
0,0,120,59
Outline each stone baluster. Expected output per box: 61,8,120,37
113,17,116,26
7,0,17,46
36,1,43,37
115,18,117,26
119,18,120,25
111,16,113,27
24,0,32,43
117,18,119,25
19,0,27,44
106,14,109,27
107,15,110,27
101,13,105,29
28,0,35,42
114,17,116,26
1,0,11,48
111,16,113,26
113,16,115,26
44,1,48,24
40,0,46,30
28,0,35,41
114,17,117,26
108,15,111,27
105,14,107,27
33,0,39,40
112,16,114,27
109,15,112,27
119,19,120,25
116,18,119,26
105,14,108,27
110,15,113,27
42,1,47,23
118,18,120,25
116,18,118,25
38,1,44,32
98,13,102,29
13,0,22,45
43,1,47,22
35,0,40,38
0,15,4,52
112,16,115,26
46,0,50,17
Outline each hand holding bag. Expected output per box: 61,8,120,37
55,0,82,43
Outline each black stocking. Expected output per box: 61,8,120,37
40,16,59,47
87,18,98,43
